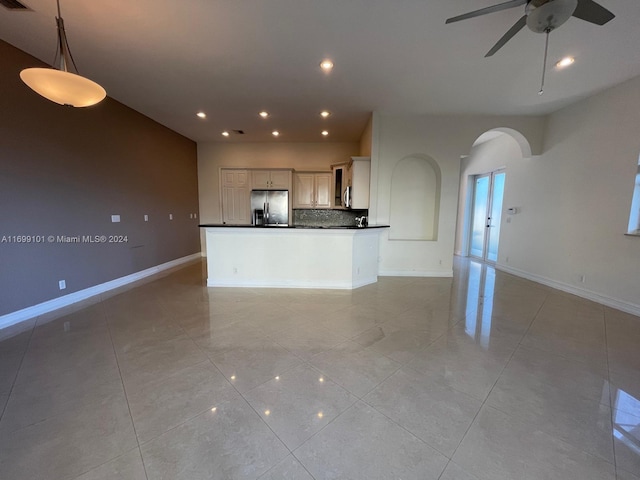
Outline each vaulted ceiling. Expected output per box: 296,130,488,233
1,0,639,142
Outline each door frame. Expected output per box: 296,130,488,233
468,169,505,264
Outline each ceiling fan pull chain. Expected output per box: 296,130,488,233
539,29,550,96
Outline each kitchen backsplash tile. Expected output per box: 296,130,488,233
293,209,368,227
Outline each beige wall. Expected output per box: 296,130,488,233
0,40,200,317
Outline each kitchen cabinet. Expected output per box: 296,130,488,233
251,169,292,190
294,172,332,209
332,157,370,209
220,169,251,224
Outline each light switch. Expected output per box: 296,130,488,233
169,214,173,220
111,215,121,223
144,215,149,222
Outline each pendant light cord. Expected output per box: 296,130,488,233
539,29,550,96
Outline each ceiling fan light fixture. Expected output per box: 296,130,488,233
20,0,106,107
556,56,575,68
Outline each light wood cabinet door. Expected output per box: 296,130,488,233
314,173,332,209
294,173,315,208
294,172,332,209
221,169,250,224
251,170,292,190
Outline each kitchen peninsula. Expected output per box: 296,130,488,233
200,225,388,289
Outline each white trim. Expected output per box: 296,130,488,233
207,276,378,290
495,263,640,317
379,270,454,278
0,253,201,331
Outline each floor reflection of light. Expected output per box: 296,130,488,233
464,261,495,349
613,389,640,456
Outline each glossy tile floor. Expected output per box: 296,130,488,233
1,258,639,480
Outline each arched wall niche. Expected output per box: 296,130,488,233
389,154,441,241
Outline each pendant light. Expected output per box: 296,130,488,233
20,0,106,107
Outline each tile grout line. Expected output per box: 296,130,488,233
0,319,37,425
603,305,620,479
101,300,150,480
444,287,551,466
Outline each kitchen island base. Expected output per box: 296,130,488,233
203,227,385,289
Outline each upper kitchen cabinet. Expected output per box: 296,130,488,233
294,172,332,209
251,169,293,190
221,169,251,224
332,157,371,209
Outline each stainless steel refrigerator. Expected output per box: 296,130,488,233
250,190,289,226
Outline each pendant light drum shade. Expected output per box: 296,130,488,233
20,68,106,107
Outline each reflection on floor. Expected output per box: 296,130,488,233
0,257,639,480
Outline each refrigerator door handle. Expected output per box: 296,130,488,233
265,202,269,220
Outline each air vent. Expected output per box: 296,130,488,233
232,130,245,135
0,0,30,10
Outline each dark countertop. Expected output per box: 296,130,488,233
199,224,389,230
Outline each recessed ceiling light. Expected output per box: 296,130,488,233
320,110,331,118
272,130,280,137
556,57,575,69
320,59,334,71
222,131,230,137
259,111,269,118
196,112,206,119
321,130,329,136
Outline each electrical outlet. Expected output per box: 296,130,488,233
59,280,66,290
144,214,149,222
233,267,238,274
169,214,173,220
506,256,509,263
111,215,121,223
580,275,586,283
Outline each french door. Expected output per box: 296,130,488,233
469,170,505,263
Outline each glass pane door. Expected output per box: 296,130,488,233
470,175,490,258
470,170,505,263
486,172,505,262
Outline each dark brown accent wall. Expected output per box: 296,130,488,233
0,40,200,316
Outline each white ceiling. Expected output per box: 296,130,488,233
1,0,639,143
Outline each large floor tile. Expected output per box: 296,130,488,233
118,334,208,385
406,328,514,401
294,401,448,480
141,389,288,480
72,448,147,480
258,454,314,479
610,369,640,417
364,367,482,456
244,363,357,450
190,318,270,356
352,322,444,364
316,304,391,338
453,406,616,480
209,338,303,393
309,340,401,397
439,461,482,480
0,382,137,480
487,347,613,462
269,324,347,360
125,360,235,443
618,469,640,480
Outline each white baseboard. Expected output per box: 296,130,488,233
0,253,202,331
207,275,378,290
495,263,640,317
379,270,454,278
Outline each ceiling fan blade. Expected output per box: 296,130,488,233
446,0,527,24
485,15,528,57
572,0,615,25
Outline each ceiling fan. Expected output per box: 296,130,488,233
446,0,615,57
446,0,615,94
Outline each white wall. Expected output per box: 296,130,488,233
371,113,546,277
452,75,640,314
501,76,640,313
